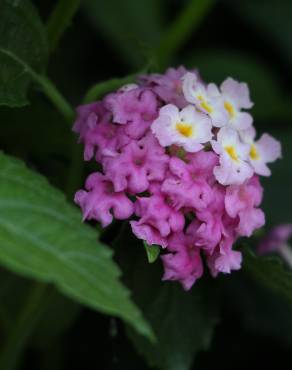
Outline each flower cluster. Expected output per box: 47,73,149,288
74,67,281,290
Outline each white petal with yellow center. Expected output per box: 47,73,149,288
151,104,213,153
182,72,229,127
211,127,253,185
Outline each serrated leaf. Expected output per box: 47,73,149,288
0,0,48,107
0,152,154,341
243,248,292,305
143,241,160,264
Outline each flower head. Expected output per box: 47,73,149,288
74,65,281,290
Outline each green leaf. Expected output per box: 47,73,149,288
156,0,215,68
243,248,292,306
46,0,81,52
0,152,154,341
83,0,164,67
223,271,292,347
229,0,292,64
143,241,160,264
127,284,218,370
115,229,219,370
0,268,80,349
0,0,48,107
30,290,81,348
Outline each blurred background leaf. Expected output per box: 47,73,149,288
186,50,291,122
231,0,292,65
0,0,48,107
83,0,164,68
115,227,219,370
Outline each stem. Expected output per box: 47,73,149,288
36,75,74,123
83,74,138,103
0,48,74,123
156,0,216,68
47,0,81,52
0,283,51,370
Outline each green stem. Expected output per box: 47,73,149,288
0,283,51,370
83,74,138,103
0,48,74,123
36,75,74,123
47,0,81,52
156,0,216,69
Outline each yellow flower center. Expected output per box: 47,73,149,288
197,95,213,113
249,144,260,160
225,145,238,161
224,101,235,118
176,122,193,138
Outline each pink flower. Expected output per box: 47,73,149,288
188,184,226,253
161,231,203,290
258,224,292,254
140,66,190,108
207,236,242,277
225,176,265,237
130,192,185,247
74,173,134,227
102,133,169,194
104,88,158,139
161,155,215,211
73,102,124,161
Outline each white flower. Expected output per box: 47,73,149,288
240,127,282,176
182,72,228,127
220,77,253,131
151,104,213,152
212,127,253,185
